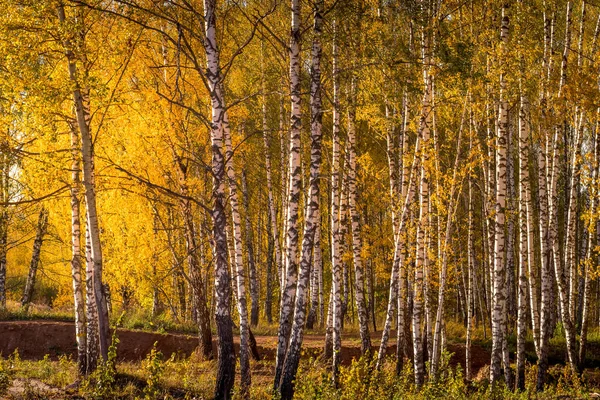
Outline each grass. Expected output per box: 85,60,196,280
1,344,599,399
4,305,600,398
0,301,74,323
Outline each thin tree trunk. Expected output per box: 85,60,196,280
579,115,599,371
177,160,213,360
307,216,322,329
21,208,49,311
537,11,555,391
262,48,280,324
466,166,474,381
548,2,578,375
84,222,99,374
346,79,371,355
242,171,259,327
0,155,7,310
412,28,433,386
222,123,251,396
377,113,419,372
331,18,343,386
516,92,530,391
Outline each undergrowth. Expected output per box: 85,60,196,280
0,349,596,399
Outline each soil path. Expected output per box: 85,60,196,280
0,320,489,375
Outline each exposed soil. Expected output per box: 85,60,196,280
0,320,490,376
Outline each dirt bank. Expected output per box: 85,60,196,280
0,320,488,375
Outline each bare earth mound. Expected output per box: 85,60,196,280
0,320,489,376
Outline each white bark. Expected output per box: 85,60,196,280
69,122,86,375
57,3,109,363
274,0,303,389
331,18,343,385
490,6,509,386
346,77,371,356
203,0,236,397
279,5,323,396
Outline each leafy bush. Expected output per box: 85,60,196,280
0,357,12,396
142,342,167,400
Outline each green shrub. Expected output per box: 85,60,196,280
0,358,12,396
143,342,166,400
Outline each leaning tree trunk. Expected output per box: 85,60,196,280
222,120,251,396
21,208,49,311
176,160,213,360
376,101,418,372
536,10,555,391
346,77,371,356
202,0,236,398
548,2,578,375
274,0,303,389
242,171,259,327
261,51,281,324
430,94,465,378
278,5,323,397
57,3,109,362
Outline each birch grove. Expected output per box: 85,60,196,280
5,0,600,397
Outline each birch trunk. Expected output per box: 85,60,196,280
376,103,420,372
331,18,343,385
242,171,259,327
85,222,99,374
579,115,599,371
222,124,251,395
490,6,509,387
57,3,109,362
278,5,323,396
466,170,474,381
262,53,280,324
203,0,236,397
431,95,465,377
548,2,578,375
21,208,49,311
69,122,86,375
274,0,303,388
516,92,530,391
413,32,433,386
177,161,213,360
0,155,7,309
346,77,371,356
536,12,555,391
307,214,322,329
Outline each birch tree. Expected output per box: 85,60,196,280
490,5,509,387
203,0,236,397
278,3,323,396
57,3,110,362
274,0,303,388
20,207,49,311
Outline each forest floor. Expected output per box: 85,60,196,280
0,320,490,372
2,320,600,399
